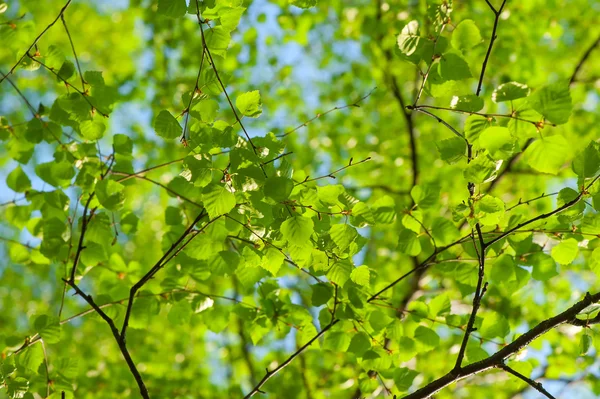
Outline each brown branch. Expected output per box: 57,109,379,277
485,174,600,247
110,172,203,208
181,1,207,142
295,157,371,186
120,210,209,339
0,0,73,84
402,291,600,398
486,139,533,194
60,14,85,91
196,14,267,178
65,279,149,399
414,22,448,105
499,363,556,399
476,0,508,96
411,104,554,127
278,88,375,138
243,285,340,398
453,225,487,371
390,77,418,186
570,33,600,85
367,232,474,303
407,106,466,141
69,193,96,282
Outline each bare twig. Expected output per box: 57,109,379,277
278,88,376,138
570,33,600,85
476,0,508,95
499,363,556,399
0,0,73,83
295,157,371,186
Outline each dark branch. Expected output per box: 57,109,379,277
499,363,556,399
120,210,208,340
476,0,508,96
402,291,600,398
570,33,600,85
0,0,73,84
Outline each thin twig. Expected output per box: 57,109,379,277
243,284,340,398
120,210,209,339
60,14,86,91
499,363,556,399
0,0,73,83
476,0,508,96
278,88,376,138
570,33,600,85
295,157,371,186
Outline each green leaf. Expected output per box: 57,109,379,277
35,160,75,188
436,137,466,164
463,152,498,183
205,26,231,57
479,312,510,338
410,183,440,209
311,283,333,306
429,294,451,317
465,115,492,143
324,331,351,352
236,90,262,118
525,252,558,281
57,60,75,81
6,377,29,398
371,195,396,224
330,224,358,252
438,51,472,81
113,134,133,154
479,127,519,160
327,260,352,286
551,238,579,265
18,344,44,373
154,110,181,139
96,179,125,211
580,334,592,356
431,217,459,246
350,265,370,287
348,332,371,357
6,166,31,192
33,314,61,344
280,215,314,244
79,120,106,140
157,0,187,18
393,367,419,392
572,141,600,178
524,135,569,174
450,95,484,112
451,20,481,51
398,228,421,256
528,82,572,124
264,176,293,201
492,82,530,102
203,184,236,218
260,247,284,276
414,326,439,351
290,0,317,8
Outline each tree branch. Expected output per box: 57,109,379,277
485,174,600,247
569,33,600,85
499,363,556,399
402,291,600,398
120,210,209,340
0,0,73,84
243,285,340,398
476,0,508,96
65,280,149,399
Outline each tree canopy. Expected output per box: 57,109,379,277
1,0,600,398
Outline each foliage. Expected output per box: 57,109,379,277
1,0,600,398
